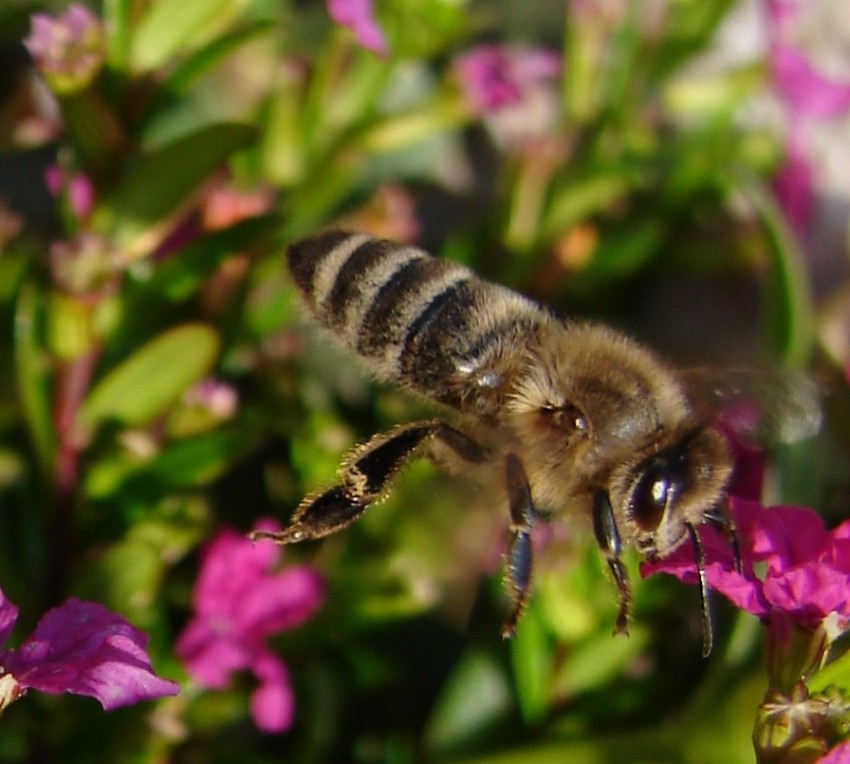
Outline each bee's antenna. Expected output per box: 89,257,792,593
687,523,713,657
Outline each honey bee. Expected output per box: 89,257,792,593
253,231,819,654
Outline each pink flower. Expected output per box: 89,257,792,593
765,0,850,233
183,379,238,419
200,184,273,231
45,165,95,221
0,590,178,712
175,521,324,733
453,45,562,150
642,498,850,631
24,4,104,92
771,45,850,121
818,739,850,764
454,45,562,114
326,0,387,56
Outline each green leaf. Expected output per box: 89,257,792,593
13,283,55,475
102,0,133,73
424,650,513,757
809,648,850,695
131,0,246,73
78,323,220,430
542,171,641,239
78,539,165,625
161,20,276,95
126,429,258,490
98,122,256,255
510,601,554,725
736,171,815,368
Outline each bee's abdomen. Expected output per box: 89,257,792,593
287,231,545,408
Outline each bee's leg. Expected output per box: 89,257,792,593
592,491,631,636
501,453,539,639
251,420,491,545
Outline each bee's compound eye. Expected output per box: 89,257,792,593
630,470,670,532
542,404,587,434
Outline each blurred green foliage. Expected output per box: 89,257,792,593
0,0,846,761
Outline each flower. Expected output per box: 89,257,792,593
453,45,562,114
45,165,95,222
765,0,850,234
453,45,562,150
0,589,178,713
175,521,324,733
642,498,850,631
200,184,274,232
326,0,387,56
183,379,239,420
819,739,850,764
24,4,104,93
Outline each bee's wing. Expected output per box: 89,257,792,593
680,368,823,445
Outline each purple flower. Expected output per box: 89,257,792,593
326,0,387,56
24,4,104,92
765,0,850,233
818,739,850,764
453,45,562,150
454,45,562,114
45,165,95,221
0,589,178,712
642,498,850,631
175,521,324,733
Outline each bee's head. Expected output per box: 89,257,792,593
609,425,734,558
598,425,735,656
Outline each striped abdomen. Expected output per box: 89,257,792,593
287,231,549,413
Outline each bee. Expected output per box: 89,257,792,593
253,231,818,654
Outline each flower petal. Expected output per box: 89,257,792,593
233,567,325,641
7,598,178,710
248,649,294,733
0,587,19,645
173,619,248,688
327,0,387,56
771,44,850,119
763,563,850,628
192,524,281,616
818,739,850,764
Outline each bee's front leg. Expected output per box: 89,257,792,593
592,491,631,636
501,454,540,638
251,421,491,545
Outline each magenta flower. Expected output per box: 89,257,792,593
819,739,850,764
24,4,104,93
642,498,850,631
454,45,562,114
453,45,562,150
0,589,178,713
326,0,387,56
45,165,95,221
765,0,850,233
175,521,324,733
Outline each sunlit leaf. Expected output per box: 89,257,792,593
131,0,246,72
510,601,554,725
78,324,219,429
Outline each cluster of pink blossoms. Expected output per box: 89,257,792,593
644,498,850,633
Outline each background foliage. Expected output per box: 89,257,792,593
0,0,849,761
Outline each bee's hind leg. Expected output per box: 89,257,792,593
251,420,491,545
501,454,541,639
